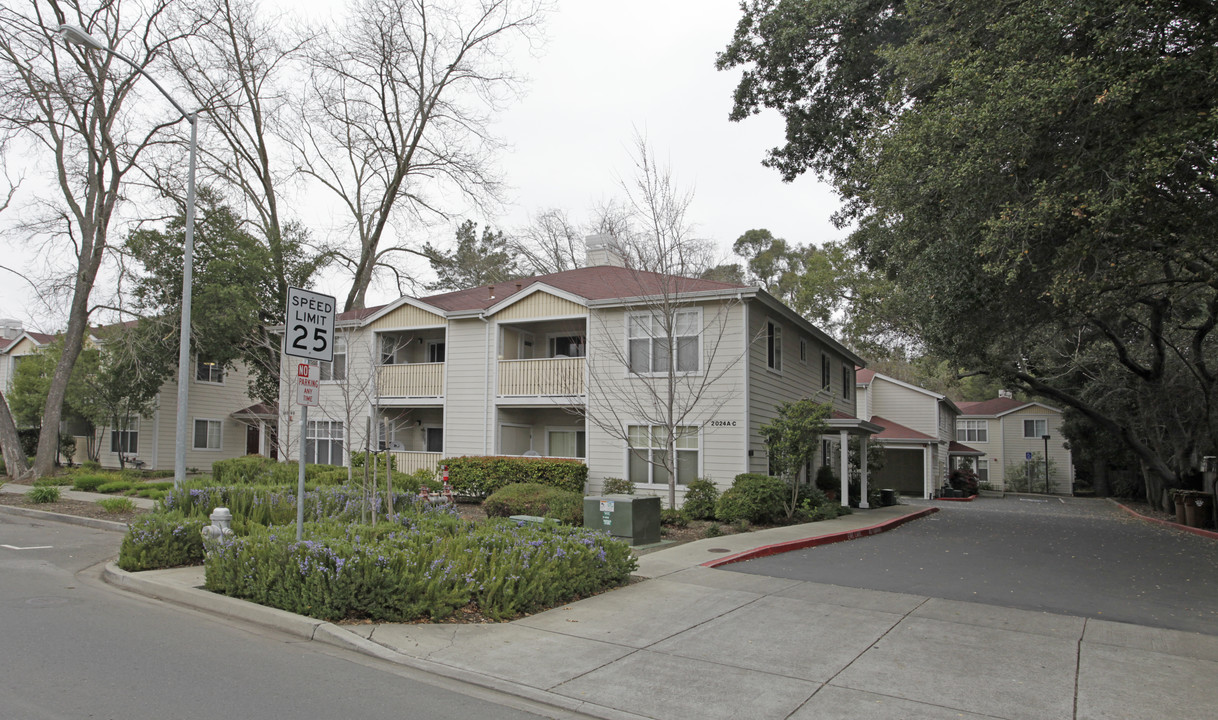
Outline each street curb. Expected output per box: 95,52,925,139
1109,498,1218,540
934,495,978,502
102,562,651,720
699,506,939,568
0,503,131,533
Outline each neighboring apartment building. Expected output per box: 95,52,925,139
955,395,1074,494
275,235,875,503
0,318,270,472
855,369,983,498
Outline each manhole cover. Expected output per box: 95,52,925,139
707,548,731,554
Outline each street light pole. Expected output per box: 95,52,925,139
58,24,197,489
1042,434,1051,494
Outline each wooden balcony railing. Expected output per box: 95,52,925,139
377,362,444,398
498,357,585,397
389,451,444,475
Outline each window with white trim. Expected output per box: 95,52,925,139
1023,418,1048,438
766,320,782,371
627,425,698,485
799,338,808,363
305,420,344,465
318,336,347,381
196,358,224,383
952,456,989,483
627,310,699,374
427,340,446,363
110,417,139,454
956,419,988,443
193,419,222,450
821,353,831,389
842,365,852,400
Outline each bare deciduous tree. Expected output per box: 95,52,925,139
294,0,547,312
0,0,194,477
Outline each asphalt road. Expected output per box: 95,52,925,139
728,496,1218,635
0,513,570,720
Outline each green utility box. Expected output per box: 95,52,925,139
583,495,661,546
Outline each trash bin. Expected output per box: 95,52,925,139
1184,493,1213,528
880,489,897,507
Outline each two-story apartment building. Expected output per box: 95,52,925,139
855,369,983,498
276,235,876,503
0,318,269,472
955,395,1074,494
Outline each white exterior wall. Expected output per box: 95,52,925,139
869,377,938,436
444,317,493,457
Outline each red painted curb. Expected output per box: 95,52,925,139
1111,499,1218,540
934,495,978,502
700,507,940,569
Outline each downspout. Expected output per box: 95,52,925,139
482,314,490,455
741,293,750,476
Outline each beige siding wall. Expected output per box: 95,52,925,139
746,300,852,476
367,303,445,330
443,317,493,457
584,300,749,499
1000,406,1072,493
490,291,585,321
869,378,938,436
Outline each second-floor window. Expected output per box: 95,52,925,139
319,337,347,381
427,340,446,363
957,420,988,443
842,365,852,400
1024,418,1048,438
196,358,223,383
766,321,782,371
628,310,699,374
821,353,832,389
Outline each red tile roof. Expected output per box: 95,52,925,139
869,415,937,441
419,266,747,312
956,397,1030,416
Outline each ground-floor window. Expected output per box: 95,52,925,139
193,419,222,450
953,456,989,484
548,428,585,458
110,417,139,454
305,420,344,465
627,425,698,485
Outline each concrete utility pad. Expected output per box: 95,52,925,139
834,616,1078,720
515,578,760,648
553,649,817,720
649,595,901,682
792,685,996,720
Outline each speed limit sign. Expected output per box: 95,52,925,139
284,287,337,363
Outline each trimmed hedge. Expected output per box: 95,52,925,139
211,455,347,486
203,516,635,621
715,473,787,525
483,483,584,525
445,456,587,499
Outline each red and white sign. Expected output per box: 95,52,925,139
296,363,319,407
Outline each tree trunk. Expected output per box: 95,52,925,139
1092,457,1109,497
0,392,30,479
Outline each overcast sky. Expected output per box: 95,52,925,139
0,0,844,330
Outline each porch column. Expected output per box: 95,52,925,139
923,446,932,499
858,436,869,508
839,430,850,508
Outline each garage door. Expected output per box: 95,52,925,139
871,448,925,495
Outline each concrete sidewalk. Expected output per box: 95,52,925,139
98,503,1218,720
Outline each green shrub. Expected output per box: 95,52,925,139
34,476,71,487
815,465,839,494
211,455,276,484
350,451,396,472
97,497,136,513
82,460,102,471
118,513,206,571
72,474,110,492
601,477,634,495
27,485,61,503
203,517,635,622
445,456,587,499
680,479,719,520
97,481,134,494
715,473,786,525
660,508,688,528
704,523,722,538
482,483,584,525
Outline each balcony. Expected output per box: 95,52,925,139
377,362,444,398
498,357,585,397
389,451,443,475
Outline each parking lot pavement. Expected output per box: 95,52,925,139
727,496,1218,635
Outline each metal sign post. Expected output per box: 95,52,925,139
283,288,335,541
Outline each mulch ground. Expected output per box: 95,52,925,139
0,491,148,525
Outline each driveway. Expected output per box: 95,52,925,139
727,496,1218,635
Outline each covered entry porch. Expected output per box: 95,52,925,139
826,412,884,508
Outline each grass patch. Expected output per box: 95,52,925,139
98,497,137,513
27,485,61,503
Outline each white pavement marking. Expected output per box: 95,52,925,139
1,544,53,550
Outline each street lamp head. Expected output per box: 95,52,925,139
57,24,109,53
